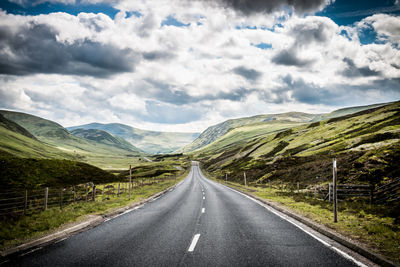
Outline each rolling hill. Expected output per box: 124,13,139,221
0,114,75,159
182,103,389,153
0,110,143,167
67,123,200,154
195,101,400,187
70,128,139,152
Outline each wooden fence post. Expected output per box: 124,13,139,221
333,158,338,223
24,189,28,215
92,185,96,201
328,183,332,202
297,182,299,194
73,186,76,203
129,164,132,200
60,189,63,210
118,183,120,197
44,187,48,211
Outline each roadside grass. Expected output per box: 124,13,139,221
0,169,189,251
207,176,400,264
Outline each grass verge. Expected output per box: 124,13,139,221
0,169,188,251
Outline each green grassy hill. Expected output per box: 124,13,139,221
195,101,400,187
0,114,76,159
0,157,117,190
70,128,140,152
181,112,318,153
0,110,143,168
67,123,200,154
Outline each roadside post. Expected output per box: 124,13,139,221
333,158,338,223
129,164,132,200
225,173,227,182
44,187,48,211
244,172,247,187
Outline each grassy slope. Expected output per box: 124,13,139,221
0,111,143,168
0,117,75,160
181,112,318,153
67,123,200,154
195,101,400,187
0,157,117,189
70,128,140,152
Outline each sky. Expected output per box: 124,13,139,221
0,0,399,133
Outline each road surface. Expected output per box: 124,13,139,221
7,162,364,266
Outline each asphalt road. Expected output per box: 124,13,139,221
7,162,360,266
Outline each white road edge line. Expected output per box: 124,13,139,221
188,234,201,252
212,180,368,267
202,208,205,213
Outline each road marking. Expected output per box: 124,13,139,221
188,234,201,252
203,196,205,200
20,247,43,257
202,208,205,213
218,183,368,267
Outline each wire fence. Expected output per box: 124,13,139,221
0,175,179,218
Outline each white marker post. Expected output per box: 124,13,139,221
225,173,227,182
333,158,338,223
129,164,132,200
244,172,247,187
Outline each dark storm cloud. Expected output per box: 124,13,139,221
195,0,328,14
0,23,138,77
143,78,256,105
278,75,400,106
143,51,176,61
340,57,381,77
271,49,314,67
233,66,262,81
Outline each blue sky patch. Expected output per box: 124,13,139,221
0,0,119,19
317,0,400,26
252,43,273,50
161,15,190,27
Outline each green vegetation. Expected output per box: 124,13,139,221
67,122,199,154
70,128,141,152
195,101,400,188
181,112,317,153
0,157,117,190
209,178,400,263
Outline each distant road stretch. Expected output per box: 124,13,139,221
9,162,362,266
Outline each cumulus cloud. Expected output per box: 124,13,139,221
0,22,138,77
233,66,262,81
339,57,381,78
193,0,332,15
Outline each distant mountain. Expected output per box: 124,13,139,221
0,110,142,161
70,128,139,152
311,102,390,122
180,112,319,153
67,123,200,154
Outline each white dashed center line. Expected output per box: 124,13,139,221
202,208,205,213
188,234,201,252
